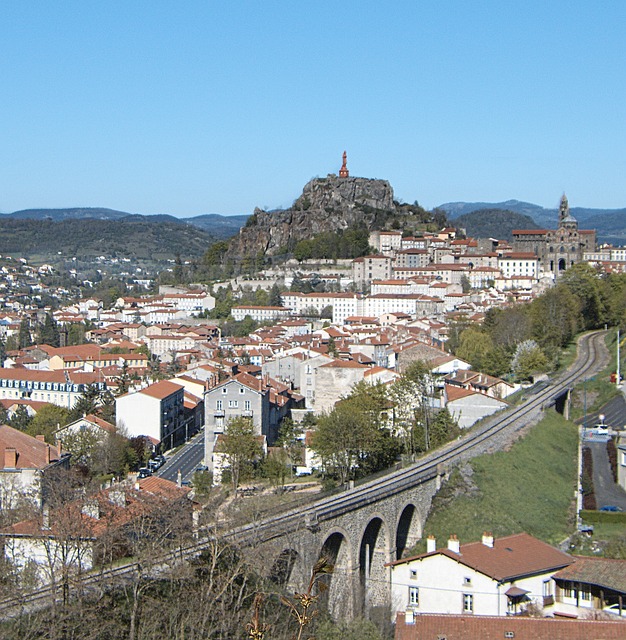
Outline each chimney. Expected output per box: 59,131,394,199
36,435,46,442
447,534,460,554
4,448,17,468
42,503,51,530
482,532,494,548
426,535,436,553
134,481,140,492
81,499,100,520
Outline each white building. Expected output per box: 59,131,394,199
115,380,188,449
498,252,540,279
388,533,572,618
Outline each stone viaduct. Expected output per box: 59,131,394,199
240,465,445,621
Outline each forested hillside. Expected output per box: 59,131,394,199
0,218,216,261
454,208,540,240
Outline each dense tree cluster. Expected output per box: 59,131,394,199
453,265,626,380
311,366,460,484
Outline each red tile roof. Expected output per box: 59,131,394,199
140,380,183,400
389,533,572,581
0,424,62,470
395,612,626,640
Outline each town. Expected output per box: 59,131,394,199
0,173,625,639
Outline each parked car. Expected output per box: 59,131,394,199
599,505,623,512
603,603,626,617
138,467,152,478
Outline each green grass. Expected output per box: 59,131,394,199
417,410,578,551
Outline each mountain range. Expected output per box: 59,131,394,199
437,200,625,244
1,208,249,240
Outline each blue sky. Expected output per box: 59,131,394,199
1,2,625,217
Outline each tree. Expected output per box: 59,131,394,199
269,283,283,307
529,284,580,353
560,263,608,330
67,322,87,346
262,447,291,488
18,318,32,348
455,327,494,372
219,416,263,492
511,340,549,381
68,384,103,421
311,382,399,483
27,404,71,443
388,360,433,458
38,313,61,347
9,405,32,432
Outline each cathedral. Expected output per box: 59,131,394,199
511,195,596,276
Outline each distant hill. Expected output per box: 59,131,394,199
438,200,625,244
0,208,248,241
182,213,250,239
0,217,217,262
6,207,136,221
454,209,540,241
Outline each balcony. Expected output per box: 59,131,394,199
242,410,253,417
543,595,555,607
214,410,225,417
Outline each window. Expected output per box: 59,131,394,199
239,387,245,394
463,577,472,586
462,594,473,613
222,387,228,394
410,569,417,580
228,400,238,408
408,587,419,607
244,400,251,411
542,580,553,597
216,400,223,410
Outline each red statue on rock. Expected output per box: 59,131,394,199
339,151,349,178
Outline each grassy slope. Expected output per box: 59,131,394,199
419,410,578,549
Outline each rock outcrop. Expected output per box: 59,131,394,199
225,174,395,260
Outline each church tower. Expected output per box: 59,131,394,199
339,151,349,178
558,193,578,232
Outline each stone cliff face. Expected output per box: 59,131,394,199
225,175,395,259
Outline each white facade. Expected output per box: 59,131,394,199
498,254,540,278
231,306,291,323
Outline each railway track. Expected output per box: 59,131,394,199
0,330,608,615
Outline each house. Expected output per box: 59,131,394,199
552,556,626,619
0,476,193,586
52,414,116,463
203,372,302,473
388,533,573,618
116,380,194,450
444,385,509,429
0,424,70,510
313,359,370,415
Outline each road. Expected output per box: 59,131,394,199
583,384,626,510
583,393,626,430
156,430,205,484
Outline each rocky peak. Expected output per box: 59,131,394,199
225,174,395,261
